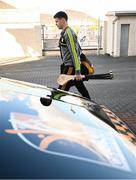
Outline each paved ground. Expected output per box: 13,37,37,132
0,54,136,134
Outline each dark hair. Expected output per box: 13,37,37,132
53,11,68,21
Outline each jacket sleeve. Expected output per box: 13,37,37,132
65,28,81,75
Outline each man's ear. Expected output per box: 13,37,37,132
62,17,66,23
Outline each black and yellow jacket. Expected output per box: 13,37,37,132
59,26,81,75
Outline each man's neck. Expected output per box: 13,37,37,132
62,23,68,30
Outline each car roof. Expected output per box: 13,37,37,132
1,77,136,179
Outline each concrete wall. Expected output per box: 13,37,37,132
103,21,107,55
0,9,42,58
103,16,119,56
113,18,120,57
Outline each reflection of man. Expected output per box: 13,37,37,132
54,11,91,99
40,90,67,106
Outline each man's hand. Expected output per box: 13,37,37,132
75,74,82,81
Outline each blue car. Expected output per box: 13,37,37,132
0,77,136,179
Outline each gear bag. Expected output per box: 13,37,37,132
80,53,94,75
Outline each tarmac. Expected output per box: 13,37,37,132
0,54,136,134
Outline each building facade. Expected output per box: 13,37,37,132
103,11,136,57
1,1,135,58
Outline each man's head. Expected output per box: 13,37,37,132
54,11,68,29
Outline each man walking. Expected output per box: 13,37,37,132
54,11,91,99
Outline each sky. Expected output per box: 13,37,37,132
3,0,136,19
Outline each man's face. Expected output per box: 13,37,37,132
54,18,65,29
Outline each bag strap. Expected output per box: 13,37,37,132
78,43,83,54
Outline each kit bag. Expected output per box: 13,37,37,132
80,53,94,75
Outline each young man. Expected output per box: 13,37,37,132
54,11,91,99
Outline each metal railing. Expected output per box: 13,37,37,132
41,24,103,51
